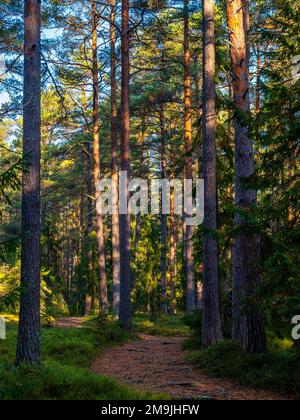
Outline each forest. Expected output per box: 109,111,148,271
0,0,299,401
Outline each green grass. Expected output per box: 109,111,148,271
0,317,165,400
133,314,190,337
186,340,300,398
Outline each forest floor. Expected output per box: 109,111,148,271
91,332,287,400
54,316,290,400
55,317,86,328
1,315,295,399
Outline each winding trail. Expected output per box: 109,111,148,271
91,334,287,400
55,318,287,400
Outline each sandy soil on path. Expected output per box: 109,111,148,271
91,334,288,400
55,317,86,328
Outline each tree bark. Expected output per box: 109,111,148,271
110,0,121,317
16,0,41,366
169,169,176,315
91,0,108,314
84,140,94,315
159,105,168,315
119,0,132,330
226,0,266,353
184,0,196,313
202,0,223,347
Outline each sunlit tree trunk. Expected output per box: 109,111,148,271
109,0,121,317
226,0,266,353
16,0,41,366
202,0,223,347
91,0,108,313
184,0,196,313
119,0,132,330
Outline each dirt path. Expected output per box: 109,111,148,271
55,317,86,328
91,334,287,400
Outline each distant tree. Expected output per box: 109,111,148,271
184,0,196,314
109,0,121,318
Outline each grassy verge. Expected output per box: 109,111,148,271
0,317,165,400
133,314,190,337
186,340,300,398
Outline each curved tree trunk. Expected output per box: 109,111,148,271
202,0,223,347
16,0,41,366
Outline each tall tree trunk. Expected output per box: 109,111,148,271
119,0,132,330
202,0,223,347
91,0,108,313
84,140,94,315
226,0,266,353
255,47,261,114
169,169,176,315
184,0,196,313
16,0,41,366
159,105,168,315
110,0,121,317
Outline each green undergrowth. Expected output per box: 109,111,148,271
133,314,190,337
0,317,165,400
186,339,300,398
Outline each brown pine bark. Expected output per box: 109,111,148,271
110,0,121,317
16,0,41,366
159,105,168,315
119,0,132,330
202,0,223,347
91,0,108,313
226,0,266,353
84,140,94,315
184,0,196,313
169,169,177,315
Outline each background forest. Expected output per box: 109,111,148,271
0,0,299,400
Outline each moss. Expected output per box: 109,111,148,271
0,319,164,400
133,314,189,337
187,340,300,397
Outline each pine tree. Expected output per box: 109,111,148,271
202,0,223,347
226,0,266,353
16,0,41,366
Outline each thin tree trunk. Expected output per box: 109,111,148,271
226,0,266,353
84,140,94,315
159,106,168,315
16,0,41,366
110,0,121,317
255,47,261,113
184,0,196,313
169,169,176,315
202,0,223,347
119,0,132,330
91,0,108,313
